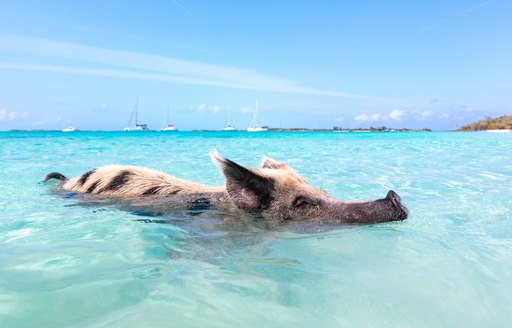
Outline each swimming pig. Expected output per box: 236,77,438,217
43,150,409,224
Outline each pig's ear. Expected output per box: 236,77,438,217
260,157,290,170
210,149,274,209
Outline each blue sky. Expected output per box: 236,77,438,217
0,0,510,131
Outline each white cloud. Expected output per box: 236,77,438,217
197,103,222,113
356,110,407,123
0,109,27,121
355,113,381,122
197,103,208,112
416,111,432,120
353,108,461,127
389,109,406,120
0,33,366,98
466,0,497,13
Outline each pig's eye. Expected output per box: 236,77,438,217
293,196,316,208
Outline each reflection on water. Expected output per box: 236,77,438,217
66,191,357,265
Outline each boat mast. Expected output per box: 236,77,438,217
135,96,139,126
253,100,259,128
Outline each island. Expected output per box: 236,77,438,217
458,115,512,132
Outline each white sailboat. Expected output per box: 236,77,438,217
62,125,77,132
247,100,268,132
161,106,177,131
125,96,150,131
222,106,236,131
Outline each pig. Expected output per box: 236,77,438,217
43,150,409,224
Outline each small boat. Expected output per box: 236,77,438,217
125,124,149,131
161,106,178,131
125,97,150,131
247,100,268,132
222,107,236,131
62,126,77,132
161,124,177,131
222,125,236,131
247,126,268,132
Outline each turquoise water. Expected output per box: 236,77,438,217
0,131,511,327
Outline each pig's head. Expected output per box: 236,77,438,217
211,150,408,224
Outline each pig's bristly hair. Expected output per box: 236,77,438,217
63,165,223,196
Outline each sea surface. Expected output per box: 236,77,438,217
0,131,511,327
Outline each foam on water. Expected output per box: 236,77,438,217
0,131,511,327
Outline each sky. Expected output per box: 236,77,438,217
0,0,511,131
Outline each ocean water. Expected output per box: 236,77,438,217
0,131,511,327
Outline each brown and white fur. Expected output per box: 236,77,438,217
43,150,409,224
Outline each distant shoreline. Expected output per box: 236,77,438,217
4,127,434,133
0,127,508,133
6,116,511,134
2,129,511,133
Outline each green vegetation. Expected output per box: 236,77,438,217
459,115,512,131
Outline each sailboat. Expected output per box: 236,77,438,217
161,106,177,131
222,106,236,131
62,125,77,132
124,96,150,131
247,100,268,132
